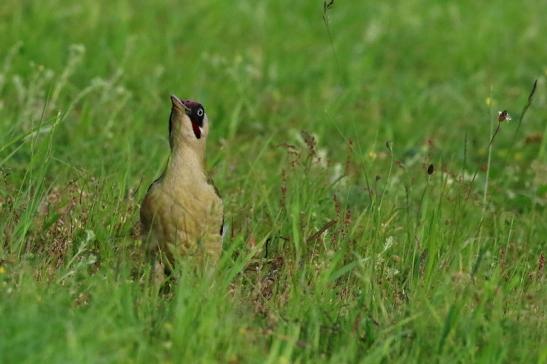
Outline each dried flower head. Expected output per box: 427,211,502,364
497,110,511,122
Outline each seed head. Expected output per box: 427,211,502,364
497,110,511,122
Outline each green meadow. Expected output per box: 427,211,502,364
0,0,546,362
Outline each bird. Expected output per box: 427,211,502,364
140,95,224,274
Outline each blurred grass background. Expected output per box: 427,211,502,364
0,0,546,363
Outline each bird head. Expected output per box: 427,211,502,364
169,95,210,150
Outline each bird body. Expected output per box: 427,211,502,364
140,96,223,268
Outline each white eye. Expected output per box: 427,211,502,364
197,108,204,117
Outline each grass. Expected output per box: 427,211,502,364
0,0,546,362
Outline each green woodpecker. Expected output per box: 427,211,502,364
140,95,224,270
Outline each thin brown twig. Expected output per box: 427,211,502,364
514,79,538,138
306,219,337,244
322,0,340,69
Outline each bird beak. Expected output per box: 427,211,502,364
170,95,191,113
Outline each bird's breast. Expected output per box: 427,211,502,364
145,180,223,255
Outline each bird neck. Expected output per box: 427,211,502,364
164,142,207,184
